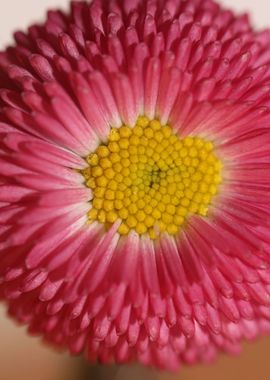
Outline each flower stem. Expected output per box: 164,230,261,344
78,363,158,380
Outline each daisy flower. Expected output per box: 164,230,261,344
1,0,270,371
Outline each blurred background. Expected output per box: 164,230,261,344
1,0,270,379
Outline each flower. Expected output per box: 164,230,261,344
0,0,270,371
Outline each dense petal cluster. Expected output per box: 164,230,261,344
1,0,270,371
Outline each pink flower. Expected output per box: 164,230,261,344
1,0,270,371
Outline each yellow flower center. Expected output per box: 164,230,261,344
82,117,222,239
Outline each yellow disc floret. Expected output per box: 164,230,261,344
82,117,222,238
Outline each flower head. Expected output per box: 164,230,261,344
1,0,270,371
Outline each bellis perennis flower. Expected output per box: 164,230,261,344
1,0,270,371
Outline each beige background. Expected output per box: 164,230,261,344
1,0,270,379
1,0,270,48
